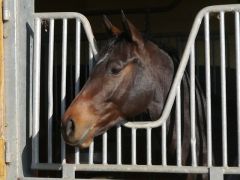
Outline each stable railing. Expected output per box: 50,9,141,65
30,5,240,179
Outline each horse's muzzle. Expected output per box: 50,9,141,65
61,118,94,148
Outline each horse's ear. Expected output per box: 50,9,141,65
103,15,122,37
121,11,144,49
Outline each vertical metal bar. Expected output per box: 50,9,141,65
75,18,81,94
117,125,122,165
75,146,79,164
75,18,81,164
220,11,228,167
176,85,182,166
147,128,152,165
204,13,212,167
32,18,41,165
131,128,137,165
61,18,68,163
235,11,240,167
88,40,95,165
89,43,93,73
103,132,108,164
190,44,197,167
47,19,54,164
162,122,167,166
88,41,94,165
89,141,94,164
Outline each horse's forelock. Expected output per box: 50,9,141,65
96,35,131,65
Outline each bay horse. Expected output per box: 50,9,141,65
61,13,207,179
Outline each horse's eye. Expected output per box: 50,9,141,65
110,67,122,75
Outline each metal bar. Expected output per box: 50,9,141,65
220,11,228,167
89,43,93,73
235,11,240,167
176,85,182,166
123,5,208,129
190,44,197,167
87,41,95,165
74,18,81,164
131,128,137,165
31,161,240,174
32,18,41,165
89,141,94,164
147,128,152,165
117,125,122,165
75,147,80,164
61,18,68,163
74,164,209,173
204,13,212,167
34,12,98,56
103,132,108,165
47,19,54,164
123,4,240,129
75,18,81,94
162,122,167,166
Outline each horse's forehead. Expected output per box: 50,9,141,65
111,42,134,59
97,41,135,65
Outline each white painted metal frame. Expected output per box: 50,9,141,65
31,5,240,179
32,12,97,170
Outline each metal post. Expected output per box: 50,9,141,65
47,18,54,163
89,141,94,164
204,13,212,167
89,43,93,73
176,85,182,166
132,128,137,165
147,128,152,165
162,122,167,166
32,17,41,165
75,18,81,164
220,11,228,167
190,44,197,167
61,18,68,164
235,11,240,167
103,132,108,165
117,125,122,165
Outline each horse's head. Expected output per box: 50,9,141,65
61,13,174,148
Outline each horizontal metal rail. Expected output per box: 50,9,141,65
31,163,240,174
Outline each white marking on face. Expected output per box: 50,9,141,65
96,53,109,65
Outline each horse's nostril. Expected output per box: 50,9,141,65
66,119,75,136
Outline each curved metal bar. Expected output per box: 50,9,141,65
34,12,98,57
124,4,240,128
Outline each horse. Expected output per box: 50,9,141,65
61,13,207,179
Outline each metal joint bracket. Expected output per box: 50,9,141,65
3,0,10,21
209,167,224,180
62,164,75,179
5,141,10,163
